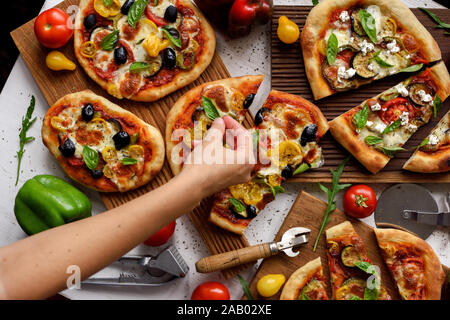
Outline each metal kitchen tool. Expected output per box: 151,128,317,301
83,245,189,287
402,192,450,227
195,227,310,273
375,184,438,240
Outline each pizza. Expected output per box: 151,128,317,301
403,110,450,173
42,90,165,192
329,62,450,174
326,221,391,300
165,75,265,175
209,90,329,234
74,0,215,101
301,0,441,100
374,228,445,300
280,257,329,300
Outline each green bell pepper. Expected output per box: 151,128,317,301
14,175,92,235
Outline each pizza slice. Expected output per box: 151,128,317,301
301,0,441,100
374,228,445,300
329,62,450,174
326,221,391,300
209,90,329,234
42,90,165,192
280,257,329,300
403,110,450,173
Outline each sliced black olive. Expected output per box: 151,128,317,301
107,118,123,132
113,131,131,150
243,93,255,109
341,245,364,267
353,52,377,79
254,107,270,126
90,170,104,179
58,138,76,157
114,47,128,65
408,83,435,107
162,48,177,69
351,9,365,36
81,103,95,122
300,124,318,146
246,205,257,219
281,166,293,179
164,5,178,23
121,0,135,15
83,14,97,30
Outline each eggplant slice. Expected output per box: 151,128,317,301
408,83,435,107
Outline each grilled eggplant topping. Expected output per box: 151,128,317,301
408,83,435,107
353,52,377,79
341,245,364,267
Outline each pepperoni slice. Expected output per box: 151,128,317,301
67,156,84,167
120,72,142,98
122,21,141,41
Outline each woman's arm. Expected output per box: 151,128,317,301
0,116,254,300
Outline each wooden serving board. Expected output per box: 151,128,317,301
272,6,450,183
10,0,253,279
246,191,450,300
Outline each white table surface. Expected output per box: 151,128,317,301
0,0,448,300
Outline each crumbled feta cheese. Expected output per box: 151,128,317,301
428,134,439,145
405,54,411,59
337,67,356,82
339,10,350,23
405,124,418,133
386,40,400,54
367,63,374,71
400,111,409,126
374,122,387,134
417,89,433,103
371,103,382,111
359,39,375,56
366,120,374,127
395,84,409,97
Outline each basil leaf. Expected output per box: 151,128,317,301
299,293,310,300
399,63,423,73
128,0,149,29
354,261,380,300
417,138,429,149
237,275,254,300
326,32,338,65
350,295,361,300
360,9,377,43
271,185,285,198
103,0,113,6
312,0,319,6
229,198,246,213
433,94,442,118
122,157,138,165
252,129,259,151
136,38,145,45
202,96,221,121
130,62,150,73
364,135,383,145
382,119,401,134
353,103,369,130
419,8,450,29
82,145,99,170
373,52,394,67
162,28,181,48
378,146,405,157
100,30,119,51
293,163,310,175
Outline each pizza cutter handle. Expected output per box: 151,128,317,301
195,243,277,273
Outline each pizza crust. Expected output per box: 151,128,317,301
374,228,445,300
301,0,442,100
280,257,322,300
208,210,249,235
74,0,216,102
326,220,356,239
42,90,165,192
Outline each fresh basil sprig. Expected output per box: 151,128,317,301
82,145,99,170
382,119,401,134
360,9,377,43
162,28,181,48
419,8,450,30
372,51,393,68
130,61,150,73
237,275,254,300
353,103,369,130
326,32,338,66
433,94,442,118
354,261,380,300
364,135,383,145
229,198,246,213
100,30,119,51
293,163,310,175
417,138,429,149
122,157,138,165
378,146,405,157
202,96,221,121
128,0,149,29
399,63,423,73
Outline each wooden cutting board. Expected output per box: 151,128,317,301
272,6,450,183
246,191,450,300
10,0,254,279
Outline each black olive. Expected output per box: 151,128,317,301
300,124,318,146
281,166,293,179
162,48,177,69
121,0,135,15
107,118,123,132
114,47,128,65
58,138,76,157
164,5,178,23
254,107,269,126
90,170,104,179
243,93,255,109
83,14,97,30
113,131,131,150
81,103,95,122
246,205,257,219
191,106,204,122
165,27,180,39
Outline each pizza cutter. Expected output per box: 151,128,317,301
195,227,310,274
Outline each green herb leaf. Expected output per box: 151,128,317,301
202,96,221,121
237,275,254,300
354,261,380,300
350,295,361,300
252,129,259,151
364,135,383,145
271,185,285,198
103,0,113,6
382,119,401,134
162,28,181,48
378,146,405,157
372,51,394,68
326,33,338,65
122,157,138,165
15,96,36,186
130,61,150,73
433,94,442,118
293,163,310,175
417,138,429,149
136,38,145,45
399,63,423,73
312,0,319,6
360,9,377,43
229,198,246,213
353,103,369,130
419,8,450,29
100,30,119,51
299,293,310,300
82,145,99,170
130,132,139,144
128,0,149,29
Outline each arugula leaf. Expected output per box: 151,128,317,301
202,96,221,121
382,119,401,134
372,51,394,68
313,157,352,251
162,28,182,48
128,0,149,29
417,138,429,149
130,62,150,73
15,96,36,186
433,94,442,118
103,0,113,6
237,275,254,300
399,63,423,73
378,146,405,157
82,145,99,170
293,163,310,175
419,8,450,29
326,33,338,66
100,30,119,51
364,135,383,145
229,198,246,213
352,103,369,130
122,157,138,165
360,9,377,43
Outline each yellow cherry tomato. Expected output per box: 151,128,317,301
143,33,170,58
128,145,145,159
141,19,159,33
230,91,245,111
229,183,248,201
243,181,264,206
277,140,303,167
103,163,115,179
256,274,286,298
81,41,97,58
50,116,67,131
94,0,121,18
46,51,76,71
102,146,118,163
267,174,282,187
277,16,300,44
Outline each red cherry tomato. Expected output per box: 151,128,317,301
145,6,168,26
191,282,230,300
34,8,73,49
143,221,176,247
379,97,415,124
343,185,377,219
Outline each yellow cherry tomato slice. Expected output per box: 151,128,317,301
267,174,282,187
102,163,115,179
128,145,145,159
102,146,118,163
94,0,121,18
141,19,158,32
81,41,97,58
277,16,300,44
229,183,249,201
46,51,76,71
88,117,108,131
243,182,264,206
256,274,286,298
230,91,246,111
277,140,303,167
50,116,68,131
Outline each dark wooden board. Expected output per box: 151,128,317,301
10,0,253,279
272,6,450,183
246,191,450,300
